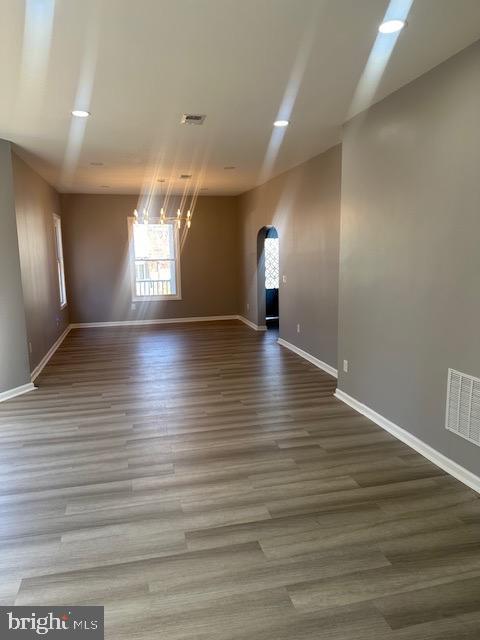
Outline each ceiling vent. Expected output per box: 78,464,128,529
446,368,480,446
181,114,206,125
179,174,192,179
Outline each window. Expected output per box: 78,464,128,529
264,237,279,289
128,219,181,300
53,214,67,308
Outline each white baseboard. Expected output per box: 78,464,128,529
70,315,271,331
0,382,36,404
31,325,71,381
237,316,267,331
277,338,338,378
334,388,480,494
70,315,239,329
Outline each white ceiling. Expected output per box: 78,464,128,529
1,0,479,195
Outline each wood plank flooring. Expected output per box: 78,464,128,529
1,320,480,639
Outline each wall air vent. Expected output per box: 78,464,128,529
181,114,206,125
446,368,480,446
179,174,192,179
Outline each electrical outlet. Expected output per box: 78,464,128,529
131,303,136,311
343,359,349,373
297,323,301,334
282,275,287,284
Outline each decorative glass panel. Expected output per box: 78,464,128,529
264,237,279,289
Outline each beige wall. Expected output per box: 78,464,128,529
60,194,240,323
13,154,70,373
338,40,480,476
238,144,341,369
0,141,31,392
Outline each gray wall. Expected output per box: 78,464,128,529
338,40,480,476
239,144,341,369
0,141,31,392
13,154,70,372
60,194,241,323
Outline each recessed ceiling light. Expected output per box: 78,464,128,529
273,120,289,128
378,19,406,34
224,166,236,170
71,109,90,118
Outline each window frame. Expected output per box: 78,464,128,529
53,213,67,309
127,217,182,302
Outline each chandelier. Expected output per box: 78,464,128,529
133,207,191,229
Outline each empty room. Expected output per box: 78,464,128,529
1,0,480,638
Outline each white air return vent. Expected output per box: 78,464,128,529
181,114,206,125
446,368,480,446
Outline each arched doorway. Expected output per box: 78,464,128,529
257,226,279,330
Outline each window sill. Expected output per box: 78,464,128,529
132,295,182,302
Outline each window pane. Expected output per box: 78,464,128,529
133,224,174,259
134,260,176,297
57,263,66,306
54,223,62,260
53,215,67,307
130,221,179,298
265,237,279,289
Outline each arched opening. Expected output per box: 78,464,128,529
257,226,279,331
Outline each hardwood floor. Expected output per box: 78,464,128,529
1,320,480,639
